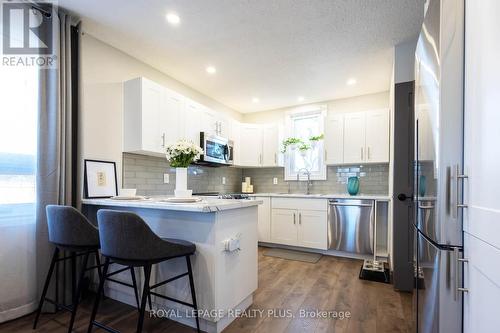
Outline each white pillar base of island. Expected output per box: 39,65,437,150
82,199,260,333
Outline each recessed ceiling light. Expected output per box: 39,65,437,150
206,66,216,74
347,78,357,86
252,97,260,103
297,96,305,102
166,12,180,25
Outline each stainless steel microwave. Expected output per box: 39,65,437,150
199,132,233,166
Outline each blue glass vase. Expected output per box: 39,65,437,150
347,176,360,196
419,175,427,197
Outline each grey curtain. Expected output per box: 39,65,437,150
36,9,80,308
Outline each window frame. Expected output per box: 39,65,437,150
284,105,327,181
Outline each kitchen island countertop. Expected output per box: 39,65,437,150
81,197,262,213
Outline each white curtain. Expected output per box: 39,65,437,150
0,5,79,322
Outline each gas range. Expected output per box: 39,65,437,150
193,192,251,200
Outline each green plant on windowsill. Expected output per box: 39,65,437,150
281,137,303,153
309,133,324,142
298,143,311,156
309,133,324,149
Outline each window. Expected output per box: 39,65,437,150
0,64,38,226
284,107,326,180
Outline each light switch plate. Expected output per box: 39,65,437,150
163,173,169,184
273,177,278,185
222,177,226,185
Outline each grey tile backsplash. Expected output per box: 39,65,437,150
123,153,242,196
242,164,389,195
122,153,389,196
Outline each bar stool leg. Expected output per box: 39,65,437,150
94,251,106,299
129,267,141,311
137,264,152,333
186,255,201,333
87,257,110,333
67,252,90,333
33,247,60,329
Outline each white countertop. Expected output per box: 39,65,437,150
249,193,391,200
81,197,262,213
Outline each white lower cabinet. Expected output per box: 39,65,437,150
271,209,298,246
269,198,328,250
297,210,328,249
255,196,271,242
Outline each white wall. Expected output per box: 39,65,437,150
393,39,417,84
242,91,390,124
78,33,242,202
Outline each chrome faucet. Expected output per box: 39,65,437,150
296,168,312,195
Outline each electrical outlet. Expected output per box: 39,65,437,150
273,177,278,185
222,177,226,185
163,173,169,184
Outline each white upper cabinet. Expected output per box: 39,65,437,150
342,109,390,164
123,78,389,165
324,114,344,164
184,100,203,144
239,124,263,167
365,109,390,163
343,112,367,163
124,77,238,158
262,124,280,167
237,123,281,167
199,106,218,136
163,89,184,145
216,115,230,138
231,120,242,165
123,77,168,156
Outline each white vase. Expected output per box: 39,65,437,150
174,167,192,198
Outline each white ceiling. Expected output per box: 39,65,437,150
60,0,424,113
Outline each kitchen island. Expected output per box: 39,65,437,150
81,197,261,333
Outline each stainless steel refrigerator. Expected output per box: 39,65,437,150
413,0,466,332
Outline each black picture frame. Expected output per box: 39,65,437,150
83,159,118,199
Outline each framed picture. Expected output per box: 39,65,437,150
83,159,118,198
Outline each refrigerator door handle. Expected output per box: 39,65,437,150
456,165,469,215
454,247,469,300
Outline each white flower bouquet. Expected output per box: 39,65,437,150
165,140,204,168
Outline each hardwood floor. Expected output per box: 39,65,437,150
0,247,413,333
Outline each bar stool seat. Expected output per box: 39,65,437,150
88,209,201,333
33,205,142,333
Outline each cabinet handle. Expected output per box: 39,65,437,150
456,165,469,215
274,153,277,165
161,133,166,147
361,147,364,160
367,147,371,160
293,213,296,225
299,212,302,225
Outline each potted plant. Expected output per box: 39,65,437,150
165,140,204,197
309,133,324,149
281,137,303,153
298,143,311,157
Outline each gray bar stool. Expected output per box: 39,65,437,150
33,205,141,333
87,209,200,333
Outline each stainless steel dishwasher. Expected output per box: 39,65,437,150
328,199,374,254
